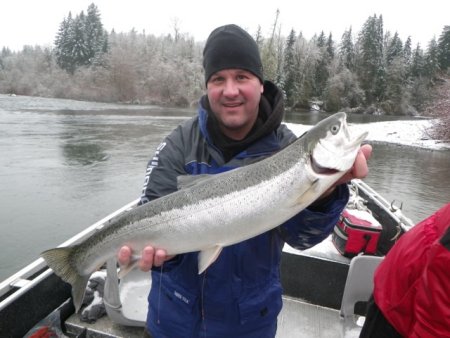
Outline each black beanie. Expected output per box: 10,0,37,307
203,24,263,84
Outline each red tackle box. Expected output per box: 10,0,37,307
332,209,382,258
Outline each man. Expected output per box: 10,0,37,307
119,24,372,337
359,203,450,338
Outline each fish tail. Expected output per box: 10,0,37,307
41,247,89,312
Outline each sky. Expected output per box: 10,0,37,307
1,0,448,52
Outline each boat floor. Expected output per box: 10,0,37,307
65,296,362,338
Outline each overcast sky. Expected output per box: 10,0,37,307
1,0,448,51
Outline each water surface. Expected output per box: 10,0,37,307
1,95,449,281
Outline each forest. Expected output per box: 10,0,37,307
0,4,449,126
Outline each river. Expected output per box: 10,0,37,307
1,94,449,281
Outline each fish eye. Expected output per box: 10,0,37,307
330,123,340,135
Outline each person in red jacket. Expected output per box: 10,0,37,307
360,202,450,338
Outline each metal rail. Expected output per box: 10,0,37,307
0,199,139,310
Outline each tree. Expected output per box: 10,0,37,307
404,37,412,66
313,31,333,97
282,29,297,106
424,38,440,78
323,64,364,112
54,3,108,73
54,13,75,73
85,3,108,65
437,25,450,71
356,14,386,105
71,11,88,67
260,9,280,81
411,43,425,78
386,32,403,65
339,28,355,71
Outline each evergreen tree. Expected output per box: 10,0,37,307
411,43,425,78
404,37,412,65
54,13,75,73
437,25,450,71
386,32,403,65
424,38,440,78
85,3,108,65
384,57,408,113
282,29,297,106
316,31,326,48
403,36,413,78
326,33,335,59
54,4,108,73
356,14,385,105
0,47,12,70
314,31,333,97
71,11,88,67
339,28,355,70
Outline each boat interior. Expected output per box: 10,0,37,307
0,180,413,337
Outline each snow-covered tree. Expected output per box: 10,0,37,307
424,38,440,78
339,28,355,71
54,3,108,73
356,14,386,105
437,25,450,71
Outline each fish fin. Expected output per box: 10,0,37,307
198,246,223,274
72,276,90,313
41,246,90,312
118,257,140,279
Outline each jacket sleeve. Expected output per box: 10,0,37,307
410,227,450,338
278,184,349,250
139,125,187,205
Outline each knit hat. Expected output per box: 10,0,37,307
203,24,263,84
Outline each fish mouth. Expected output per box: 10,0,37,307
346,131,369,150
311,155,339,175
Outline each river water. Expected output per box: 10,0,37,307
1,95,450,281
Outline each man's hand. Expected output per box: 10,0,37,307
118,245,174,272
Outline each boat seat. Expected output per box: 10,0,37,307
339,254,384,338
103,258,150,327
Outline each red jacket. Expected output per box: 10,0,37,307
374,203,450,338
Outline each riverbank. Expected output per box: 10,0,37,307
286,118,450,151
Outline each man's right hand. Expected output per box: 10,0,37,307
118,245,174,272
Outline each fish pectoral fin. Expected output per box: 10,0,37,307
72,275,91,313
117,254,141,278
198,246,223,274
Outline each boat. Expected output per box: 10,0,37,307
0,179,414,338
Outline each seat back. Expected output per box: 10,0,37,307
340,255,383,337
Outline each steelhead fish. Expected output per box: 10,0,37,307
41,112,367,312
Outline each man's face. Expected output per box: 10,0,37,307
207,69,263,140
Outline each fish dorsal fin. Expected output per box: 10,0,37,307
198,245,223,274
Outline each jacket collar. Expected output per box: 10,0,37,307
198,80,284,159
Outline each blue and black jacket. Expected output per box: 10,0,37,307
140,81,349,337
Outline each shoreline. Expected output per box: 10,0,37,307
286,119,450,151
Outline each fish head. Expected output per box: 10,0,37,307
306,112,368,175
